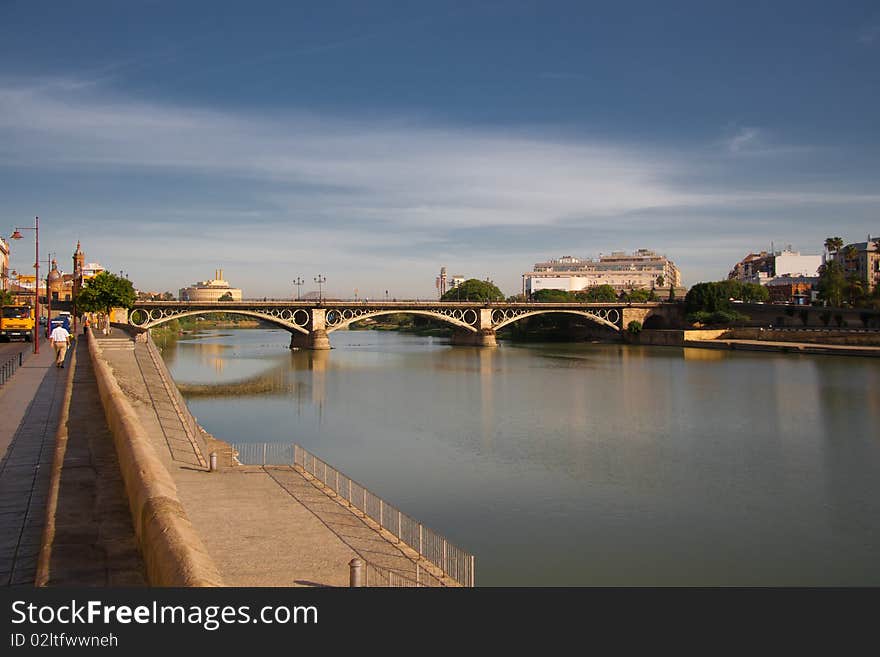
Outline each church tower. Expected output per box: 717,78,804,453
73,240,84,278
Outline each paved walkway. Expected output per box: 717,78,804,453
97,332,442,586
0,345,65,586
44,338,145,586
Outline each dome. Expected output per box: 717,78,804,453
48,259,62,282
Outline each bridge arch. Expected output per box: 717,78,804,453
491,308,620,332
324,308,478,333
129,308,310,334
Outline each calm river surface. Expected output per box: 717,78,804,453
160,328,880,586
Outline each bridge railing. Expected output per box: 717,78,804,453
232,442,475,587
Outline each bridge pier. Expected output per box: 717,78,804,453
451,329,497,347
289,329,331,350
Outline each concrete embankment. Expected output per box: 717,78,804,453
626,329,880,357
87,331,223,586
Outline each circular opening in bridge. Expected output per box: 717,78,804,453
463,309,478,326
293,309,309,327
130,309,148,326
280,309,292,320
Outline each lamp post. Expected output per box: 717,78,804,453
293,277,304,301
10,216,39,354
314,274,326,303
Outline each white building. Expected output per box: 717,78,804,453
179,269,243,302
524,250,681,296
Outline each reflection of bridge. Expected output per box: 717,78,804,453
130,301,674,349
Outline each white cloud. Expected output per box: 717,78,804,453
1,78,877,295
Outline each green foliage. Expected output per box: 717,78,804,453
627,320,642,334
668,284,675,301
817,261,846,307
685,280,767,314
0,289,16,306
622,288,652,303
686,310,749,326
440,279,504,302
574,285,618,302
532,288,573,302
218,291,234,301
75,271,136,315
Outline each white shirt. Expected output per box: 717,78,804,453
50,326,71,343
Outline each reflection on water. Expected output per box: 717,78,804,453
162,329,880,586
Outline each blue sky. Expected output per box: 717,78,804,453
1,0,878,297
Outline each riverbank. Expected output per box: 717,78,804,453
627,328,880,357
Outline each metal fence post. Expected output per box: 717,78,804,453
471,555,475,587
348,478,352,503
379,499,384,528
418,524,423,556
209,451,217,472
443,539,448,574
262,443,267,466
397,510,402,542
349,558,364,587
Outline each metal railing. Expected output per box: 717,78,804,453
233,442,475,587
143,331,209,468
351,558,444,588
0,351,24,386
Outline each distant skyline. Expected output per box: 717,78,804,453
1,1,878,298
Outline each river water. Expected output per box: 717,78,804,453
160,328,880,586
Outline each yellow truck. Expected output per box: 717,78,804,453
0,304,35,342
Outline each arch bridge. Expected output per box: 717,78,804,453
129,300,670,349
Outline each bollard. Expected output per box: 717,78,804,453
349,558,364,587
209,451,218,472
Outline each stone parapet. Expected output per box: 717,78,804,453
87,330,224,586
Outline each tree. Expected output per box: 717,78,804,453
656,275,665,288
532,289,573,302
817,261,846,307
824,236,844,258
0,289,16,307
218,291,234,301
161,291,175,301
575,285,617,302
440,278,504,302
623,288,652,303
75,271,137,319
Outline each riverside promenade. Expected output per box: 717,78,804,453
0,338,145,586
90,329,448,586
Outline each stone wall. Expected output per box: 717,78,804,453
87,330,224,586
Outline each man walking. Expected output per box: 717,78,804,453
50,322,71,368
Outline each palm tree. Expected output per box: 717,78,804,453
824,236,844,258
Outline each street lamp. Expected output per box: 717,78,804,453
293,277,304,301
10,216,39,354
385,289,389,303
314,274,326,303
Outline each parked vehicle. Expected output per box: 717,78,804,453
0,304,35,341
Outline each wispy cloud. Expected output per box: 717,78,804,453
724,126,761,153
0,78,875,294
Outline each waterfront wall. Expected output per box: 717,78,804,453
725,328,880,346
87,330,224,586
624,329,728,346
